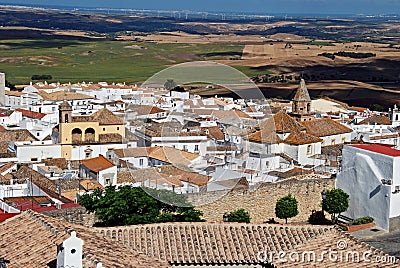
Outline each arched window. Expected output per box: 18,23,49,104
64,114,69,123
71,128,82,143
84,128,96,143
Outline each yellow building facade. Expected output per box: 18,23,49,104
58,101,125,159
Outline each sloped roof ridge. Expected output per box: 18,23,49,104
26,209,61,237
98,221,333,230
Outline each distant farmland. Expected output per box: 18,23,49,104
0,39,245,84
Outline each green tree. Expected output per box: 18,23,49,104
5,80,16,90
79,186,204,226
227,208,251,223
275,194,299,224
322,188,349,223
370,104,385,112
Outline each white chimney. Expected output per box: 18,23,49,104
56,231,83,268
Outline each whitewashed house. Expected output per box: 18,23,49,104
337,144,400,231
80,155,117,186
0,109,22,127
10,140,62,162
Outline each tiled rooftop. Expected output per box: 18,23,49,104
124,165,210,187
260,112,306,134
12,166,72,203
15,108,46,119
38,91,93,101
73,108,123,125
0,211,171,267
301,118,353,137
358,115,392,125
284,130,323,145
81,155,115,173
98,223,398,267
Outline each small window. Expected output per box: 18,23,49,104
183,145,188,151
139,159,144,166
117,127,120,130
30,158,38,161
103,128,106,131
195,145,199,151
105,178,111,185
307,145,312,155
71,249,76,254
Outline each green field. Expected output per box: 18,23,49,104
0,39,260,85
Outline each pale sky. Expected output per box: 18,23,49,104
1,0,399,14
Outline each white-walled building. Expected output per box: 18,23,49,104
337,144,400,231
80,155,117,186
0,109,22,127
10,141,61,162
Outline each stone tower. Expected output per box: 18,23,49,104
0,73,5,106
58,100,72,145
290,79,313,121
59,100,72,124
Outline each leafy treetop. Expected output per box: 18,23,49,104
227,208,251,223
79,186,204,227
322,188,349,222
275,194,299,224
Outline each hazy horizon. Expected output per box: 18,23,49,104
1,0,399,15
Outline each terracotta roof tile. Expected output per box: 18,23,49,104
284,130,322,145
72,108,123,125
79,179,105,191
15,108,46,119
0,211,171,267
260,112,306,133
42,158,68,170
5,90,24,97
126,165,210,187
12,166,72,203
134,105,167,115
248,129,282,144
81,155,115,173
99,223,398,267
358,115,392,125
0,162,16,174
0,129,38,143
148,146,201,165
200,126,225,141
301,118,353,137
211,110,252,119
38,91,93,101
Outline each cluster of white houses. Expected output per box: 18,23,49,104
1,72,400,230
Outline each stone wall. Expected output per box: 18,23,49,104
42,206,97,227
188,178,335,224
389,215,400,232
